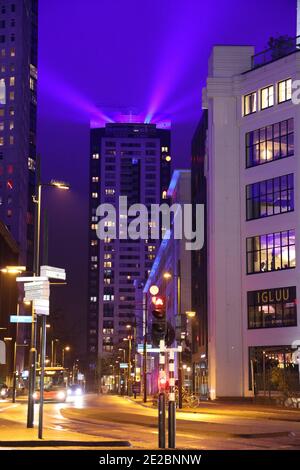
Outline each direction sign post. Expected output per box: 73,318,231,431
16,265,66,439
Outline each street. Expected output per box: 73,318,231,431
1,395,300,449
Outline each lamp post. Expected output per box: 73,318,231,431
51,339,59,367
123,336,132,396
62,346,70,368
27,154,70,428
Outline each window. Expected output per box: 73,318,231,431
261,85,274,109
10,48,15,57
246,174,294,220
246,118,293,167
248,287,297,329
278,79,292,103
246,229,296,274
243,92,256,115
92,153,99,159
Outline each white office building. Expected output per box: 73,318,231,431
203,41,300,398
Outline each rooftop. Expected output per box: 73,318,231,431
251,35,300,70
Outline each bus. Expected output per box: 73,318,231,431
33,367,69,402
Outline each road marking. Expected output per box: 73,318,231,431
0,404,19,412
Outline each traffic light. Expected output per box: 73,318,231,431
151,295,166,346
158,370,168,393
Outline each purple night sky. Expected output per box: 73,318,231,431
36,0,296,356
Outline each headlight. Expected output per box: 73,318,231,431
57,391,66,400
75,388,82,396
33,392,38,399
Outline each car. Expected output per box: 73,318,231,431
0,384,9,399
67,384,84,397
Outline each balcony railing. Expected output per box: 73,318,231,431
251,35,300,69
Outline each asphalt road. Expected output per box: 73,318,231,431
1,394,300,449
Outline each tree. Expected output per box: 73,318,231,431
268,35,295,61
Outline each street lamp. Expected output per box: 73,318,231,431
26,155,70,429
62,346,70,367
0,266,26,274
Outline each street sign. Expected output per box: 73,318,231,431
10,315,32,324
24,280,50,302
120,363,128,369
33,299,50,316
16,276,48,283
137,343,153,350
40,265,66,280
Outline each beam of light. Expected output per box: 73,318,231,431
162,89,202,116
145,3,204,123
39,69,114,125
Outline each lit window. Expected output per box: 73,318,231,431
90,296,97,302
9,76,15,86
9,91,14,101
92,192,98,198
161,146,168,152
92,153,99,159
162,190,167,199
278,78,292,103
105,188,115,195
243,92,257,115
28,158,35,170
104,262,112,268
0,122,4,131
91,240,98,246
92,176,99,183
10,48,15,57
91,223,98,230
7,180,13,190
261,85,274,109
9,121,14,130
0,137,4,146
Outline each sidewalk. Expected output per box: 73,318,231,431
127,395,300,422
0,403,130,448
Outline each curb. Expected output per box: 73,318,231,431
0,440,131,448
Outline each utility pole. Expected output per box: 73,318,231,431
27,155,41,428
143,290,148,403
158,339,166,449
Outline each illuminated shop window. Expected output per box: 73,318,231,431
247,286,297,329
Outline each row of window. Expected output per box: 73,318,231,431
246,173,294,220
246,229,295,274
246,118,293,168
243,78,291,116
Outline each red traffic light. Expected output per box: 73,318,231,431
158,370,168,392
151,295,165,309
